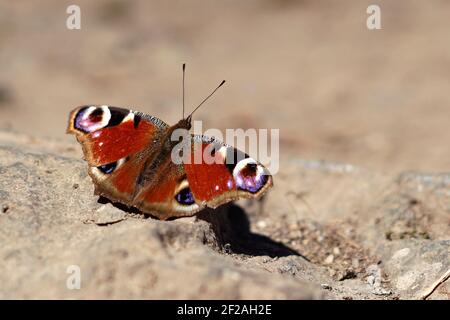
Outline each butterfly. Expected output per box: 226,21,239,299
67,65,272,220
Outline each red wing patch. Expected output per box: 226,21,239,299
83,119,156,166
184,141,236,203
67,105,167,166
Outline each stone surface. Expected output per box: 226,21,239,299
0,131,448,299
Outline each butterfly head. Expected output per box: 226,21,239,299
174,116,192,131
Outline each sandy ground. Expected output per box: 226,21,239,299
0,131,449,299
0,1,449,300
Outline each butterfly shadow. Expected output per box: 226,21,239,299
197,204,307,259
98,197,305,259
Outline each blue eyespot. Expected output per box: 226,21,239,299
97,162,117,174
74,107,105,133
175,188,195,205
234,161,268,193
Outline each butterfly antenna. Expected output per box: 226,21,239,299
182,63,186,119
187,80,226,120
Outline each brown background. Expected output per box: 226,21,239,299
0,1,449,300
0,0,449,173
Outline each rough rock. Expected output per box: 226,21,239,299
0,131,448,299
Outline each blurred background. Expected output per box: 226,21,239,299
0,0,449,173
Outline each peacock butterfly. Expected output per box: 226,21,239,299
67,65,272,220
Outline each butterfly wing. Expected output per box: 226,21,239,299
68,107,273,220
130,156,206,220
183,135,273,209
67,105,169,206
67,105,168,166
129,135,272,220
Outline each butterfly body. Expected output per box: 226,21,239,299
68,105,272,220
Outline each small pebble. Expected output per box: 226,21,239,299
324,254,334,265
321,283,332,290
1,204,9,214
366,275,375,286
391,247,410,260
373,288,392,296
339,270,357,281
256,220,267,229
